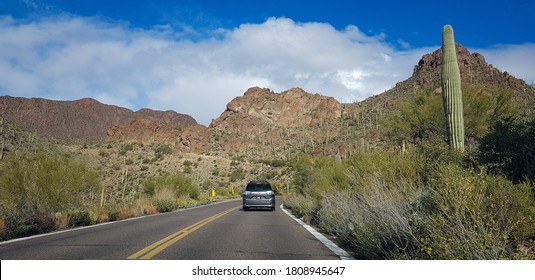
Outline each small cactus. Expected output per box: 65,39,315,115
441,24,465,151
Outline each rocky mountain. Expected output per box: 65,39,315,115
412,44,530,92
209,87,341,155
353,44,535,115
0,96,197,143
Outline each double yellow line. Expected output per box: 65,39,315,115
128,206,240,259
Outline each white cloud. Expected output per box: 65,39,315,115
474,44,535,86
0,15,533,125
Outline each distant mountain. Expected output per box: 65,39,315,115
0,96,197,143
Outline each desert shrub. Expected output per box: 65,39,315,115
316,151,426,259
0,151,99,212
176,197,199,209
118,204,141,219
423,164,535,259
479,117,535,183
154,188,176,213
229,167,246,182
154,200,175,213
153,144,173,159
67,209,93,227
380,89,444,145
143,172,199,200
105,206,121,222
345,151,425,190
0,151,100,239
291,155,351,201
288,148,535,259
283,193,319,224
3,201,55,238
318,179,423,259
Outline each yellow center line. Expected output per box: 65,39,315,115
127,206,240,260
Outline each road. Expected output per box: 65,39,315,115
0,199,343,259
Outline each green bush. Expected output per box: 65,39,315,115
153,144,173,157
479,117,535,183
423,164,535,259
0,151,100,211
3,201,55,238
283,193,319,224
143,172,200,200
229,167,246,182
292,155,351,201
67,209,93,227
155,199,175,213
0,151,100,239
380,85,519,146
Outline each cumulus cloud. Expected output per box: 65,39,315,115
0,16,533,125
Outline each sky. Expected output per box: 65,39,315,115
0,0,534,125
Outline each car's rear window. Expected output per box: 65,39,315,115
245,183,272,191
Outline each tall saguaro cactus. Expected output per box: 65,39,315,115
441,24,465,151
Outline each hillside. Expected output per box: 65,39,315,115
347,44,535,116
0,96,197,143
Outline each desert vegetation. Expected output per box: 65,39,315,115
284,85,535,259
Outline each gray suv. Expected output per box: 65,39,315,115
242,181,276,211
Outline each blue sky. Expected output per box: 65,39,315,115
1,0,534,124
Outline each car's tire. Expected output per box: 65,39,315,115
271,206,276,211
242,206,248,211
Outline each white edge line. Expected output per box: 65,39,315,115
280,204,355,260
0,198,240,245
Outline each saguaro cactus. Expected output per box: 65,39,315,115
441,24,465,151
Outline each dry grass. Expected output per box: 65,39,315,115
318,176,423,259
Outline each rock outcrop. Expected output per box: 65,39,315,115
212,87,341,128
210,87,341,154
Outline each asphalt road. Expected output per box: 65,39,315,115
0,199,342,260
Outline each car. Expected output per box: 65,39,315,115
242,181,276,211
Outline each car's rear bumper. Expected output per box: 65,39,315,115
242,197,276,208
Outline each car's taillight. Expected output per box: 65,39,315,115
243,191,251,196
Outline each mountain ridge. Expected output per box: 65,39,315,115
0,95,197,143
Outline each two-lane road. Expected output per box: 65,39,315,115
0,199,343,259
